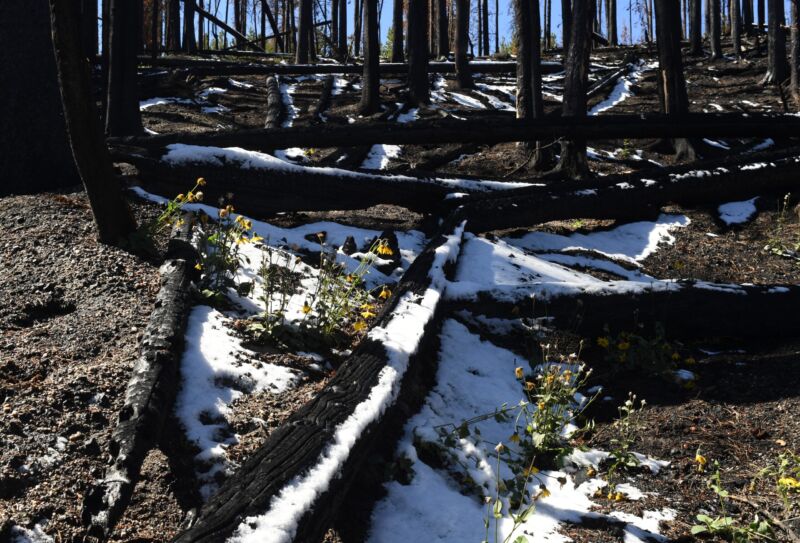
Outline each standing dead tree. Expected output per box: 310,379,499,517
392,0,405,61
49,0,137,244
516,0,550,169
360,0,381,113
690,0,703,54
655,0,697,160
762,0,788,84
710,0,723,59
105,0,143,136
455,0,473,88
408,0,430,104
551,0,594,180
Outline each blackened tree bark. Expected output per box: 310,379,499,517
359,0,380,113
437,0,449,58
743,0,753,32
710,0,722,59
792,0,800,100
296,0,313,63
354,0,362,56
407,0,429,104
454,0,473,87
338,0,347,53
184,0,197,52
655,0,696,160
561,0,572,50
551,0,593,180
482,0,490,54
758,0,765,28
105,0,143,136
731,0,741,57
49,0,138,243
392,0,405,60
763,0,788,83
607,0,617,45
332,0,339,52
167,0,181,50
690,0,703,54
80,0,98,58
0,0,81,196
516,0,550,168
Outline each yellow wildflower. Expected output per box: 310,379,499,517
176,193,185,202
377,241,394,256
614,492,625,502
617,341,631,351
379,286,392,300
236,236,250,245
186,192,195,203
586,467,596,477
539,487,551,499
671,352,681,361
685,357,696,365
302,303,312,314
251,234,264,244
194,191,204,202
525,381,536,391
515,367,524,380
345,274,354,283
194,262,203,271
778,477,800,489
695,453,707,471
596,337,610,348
523,466,539,477
537,401,545,411
219,207,230,219
353,320,368,332
509,433,521,444
196,177,206,186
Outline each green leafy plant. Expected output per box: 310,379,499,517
691,460,775,542
596,324,688,380
605,393,644,485
251,244,302,338
764,193,800,261
152,177,206,234
301,237,393,340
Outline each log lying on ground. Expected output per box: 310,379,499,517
587,61,633,99
454,282,800,340
81,218,198,536
109,114,800,153
120,152,524,215
264,76,284,129
174,218,466,543
455,152,800,232
134,58,550,76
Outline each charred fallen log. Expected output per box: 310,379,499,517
310,74,335,123
109,114,800,153
456,282,800,339
174,218,466,543
122,153,501,215
81,217,198,536
455,152,800,232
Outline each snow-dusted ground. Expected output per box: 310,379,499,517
366,320,675,543
589,60,654,116
718,197,758,225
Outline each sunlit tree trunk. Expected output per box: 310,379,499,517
359,0,380,113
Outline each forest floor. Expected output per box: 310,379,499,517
2,39,800,543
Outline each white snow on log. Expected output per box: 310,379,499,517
229,223,467,543
749,138,775,152
394,105,420,123
718,197,758,225
505,214,690,264
447,91,487,109
589,60,647,116
198,87,228,99
159,144,533,193
361,144,402,170
366,320,671,543
139,97,196,110
176,306,301,499
228,78,255,89
702,138,730,150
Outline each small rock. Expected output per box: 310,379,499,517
68,431,83,443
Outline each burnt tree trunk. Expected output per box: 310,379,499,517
710,0,722,59
332,0,339,52
354,0,363,56
515,0,549,168
561,0,572,50
743,0,753,32
607,0,617,45
407,0,430,104
552,0,593,180
481,0,490,54
49,0,138,243
758,0,765,28
437,0,449,58
763,0,789,85
454,0,473,87
359,0,380,113
791,0,800,100
655,0,697,160
690,0,703,54
167,0,181,50
296,0,313,62
392,0,405,60
80,0,98,58
105,0,143,136
184,0,197,52
0,0,81,196
338,0,347,53
264,76,285,128
731,0,741,57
